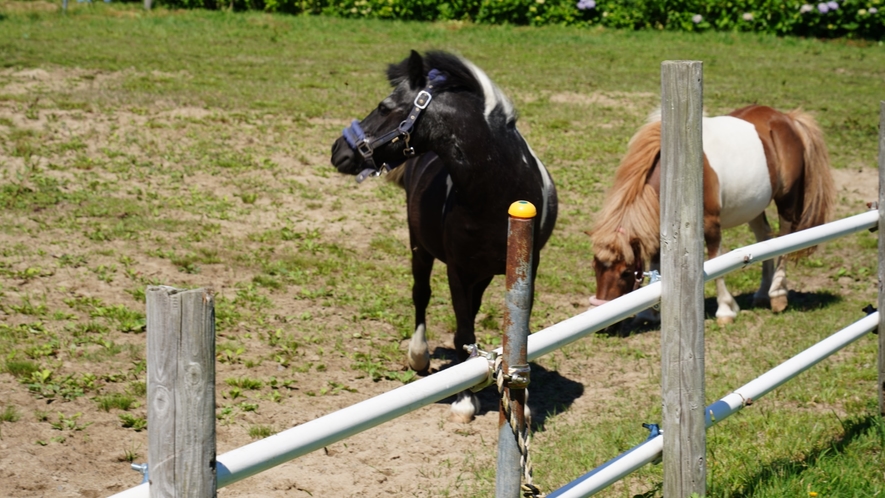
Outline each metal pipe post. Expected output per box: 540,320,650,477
496,200,536,498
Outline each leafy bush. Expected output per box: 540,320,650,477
153,0,883,39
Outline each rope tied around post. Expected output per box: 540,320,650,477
498,200,543,498
494,354,543,497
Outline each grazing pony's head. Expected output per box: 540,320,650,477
588,117,662,306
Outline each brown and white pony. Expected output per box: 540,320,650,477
587,104,835,325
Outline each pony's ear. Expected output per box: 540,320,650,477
407,50,427,90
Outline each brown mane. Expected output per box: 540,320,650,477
386,162,407,187
589,117,662,266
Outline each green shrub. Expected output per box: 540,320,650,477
154,0,884,39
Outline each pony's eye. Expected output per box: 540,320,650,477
377,101,393,116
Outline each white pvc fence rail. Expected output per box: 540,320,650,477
110,209,878,498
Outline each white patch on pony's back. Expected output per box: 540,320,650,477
702,115,771,229
460,58,515,123
517,128,553,231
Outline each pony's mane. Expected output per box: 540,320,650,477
387,51,516,126
589,116,662,266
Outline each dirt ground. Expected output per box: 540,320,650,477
0,66,880,498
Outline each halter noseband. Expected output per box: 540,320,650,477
341,69,447,183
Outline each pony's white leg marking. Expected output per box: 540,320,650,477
715,276,740,325
768,216,791,313
451,390,480,423
748,215,774,308
408,323,430,372
712,246,740,325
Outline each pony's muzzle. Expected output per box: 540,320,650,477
588,295,609,307
331,136,359,174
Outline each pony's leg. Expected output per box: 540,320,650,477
448,267,483,423
748,213,775,309
768,216,792,313
408,245,434,373
709,236,740,325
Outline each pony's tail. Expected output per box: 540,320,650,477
386,164,407,188
788,109,836,233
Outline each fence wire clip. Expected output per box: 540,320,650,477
464,344,498,392
642,423,663,464
643,270,661,310
131,463,149,484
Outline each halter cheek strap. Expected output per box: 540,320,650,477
342,69,447,183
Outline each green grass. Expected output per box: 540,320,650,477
0,405,20,423
0,3,883,497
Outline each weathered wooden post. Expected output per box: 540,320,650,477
660,60,706,497
878,101,885,418
147,286,216,498
144,0,152,10
496,200,536,498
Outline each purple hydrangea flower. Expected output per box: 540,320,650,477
817,2,829,13
800,4,814,13
576,0,595,10
827,1,839,10
692,14,703,23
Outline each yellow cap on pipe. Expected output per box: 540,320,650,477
508,200,537,219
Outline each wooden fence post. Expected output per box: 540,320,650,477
660,60,706,498
878,101,884,418
147,286,216,498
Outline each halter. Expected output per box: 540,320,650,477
632,257,644,291
341,69,447,183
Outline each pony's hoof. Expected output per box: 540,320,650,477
716,316,735,326
450,392,480,423
407,325,430,372
408,352,430,373
770,295,788,313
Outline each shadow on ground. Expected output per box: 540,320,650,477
594,289,844,338
723,413,883,497
430,349,584,431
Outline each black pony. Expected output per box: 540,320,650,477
331,50,558,422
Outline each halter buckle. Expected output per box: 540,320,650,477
414,90,432,109
355,140,373,160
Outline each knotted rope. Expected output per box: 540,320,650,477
494,355,543,498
